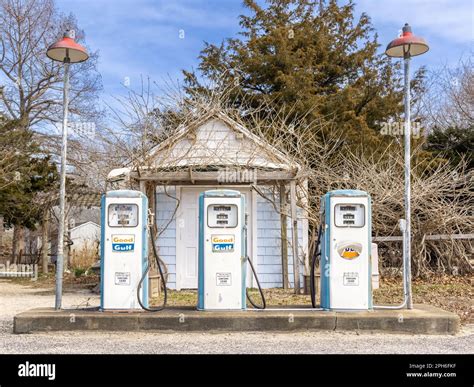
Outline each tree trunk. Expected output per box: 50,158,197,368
0,216,4,252
42,210,50,273
12,225,24,264
65,230,70,272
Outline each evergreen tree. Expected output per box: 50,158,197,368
184,0,409,151
426,126,474,170
0,117,57,230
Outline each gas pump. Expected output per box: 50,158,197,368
100,189,167,311
100,190,148,310
318,190,373,310
197,189,265,310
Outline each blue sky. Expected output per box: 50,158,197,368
57,0,473,103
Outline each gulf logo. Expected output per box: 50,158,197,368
211,235,235,252
340,247,360,259
336,241,362,260
112,235,135,252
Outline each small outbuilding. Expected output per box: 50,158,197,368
108,110,309,291
69,221,100,255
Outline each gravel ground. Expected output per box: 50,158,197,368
1,279,473,354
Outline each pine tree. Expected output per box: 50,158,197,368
184,0,409,152
426,126,474,170
0,116,57,230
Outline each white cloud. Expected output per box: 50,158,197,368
357,0,473,44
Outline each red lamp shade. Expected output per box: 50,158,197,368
385,23,429,58
46,30,89,63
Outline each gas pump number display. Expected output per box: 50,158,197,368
108,204,139,227
207,204,238,228
334,204,365,227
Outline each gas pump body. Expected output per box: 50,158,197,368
197,190,247,310
100,190,148,310
320,190,372,310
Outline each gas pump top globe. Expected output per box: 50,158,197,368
385,23,429,58
46,30,89,63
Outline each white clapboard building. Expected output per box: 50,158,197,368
69,221,100,254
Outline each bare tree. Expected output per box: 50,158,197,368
420,56,473,130
0,0,102,129
0,0,102,262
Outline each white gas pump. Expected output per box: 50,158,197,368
100,190,148,310
197,190,248,310
319,190,372,310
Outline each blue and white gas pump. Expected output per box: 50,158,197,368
197,190,247,310
319,190,373,310
100,190,148,310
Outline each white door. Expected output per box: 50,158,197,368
176,187,253,290
177,188,199,289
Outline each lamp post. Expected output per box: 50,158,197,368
46,30,89,310
385,24,429,309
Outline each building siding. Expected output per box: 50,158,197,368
151,118,289,170
256,189,305,288
155,186,178,289
70,222,100,252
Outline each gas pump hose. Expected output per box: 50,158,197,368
137,227,168,311
310,224,323,308
245,255,266,309
246,222,321,311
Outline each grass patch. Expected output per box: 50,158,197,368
374,275,473,324
5,271,99,288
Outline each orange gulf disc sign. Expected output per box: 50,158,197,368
336,242,363,260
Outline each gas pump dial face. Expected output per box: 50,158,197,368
334,203,365,227
207,204,238,228
108,204,139,227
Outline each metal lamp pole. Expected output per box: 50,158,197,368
55,58,70,310
385,24,429,309
403,52,412,308
46,30,89,309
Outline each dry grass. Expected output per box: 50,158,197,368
70,242,99,277
373,275,473,324
7,271,99,288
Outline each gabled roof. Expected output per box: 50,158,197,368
142,110,300,172
70,221,100,232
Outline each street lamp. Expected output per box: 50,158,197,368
385,24,429,309
46,30,89,310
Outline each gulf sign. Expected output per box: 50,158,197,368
211,235,235,252
336,241,362,260
112,235,135,252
